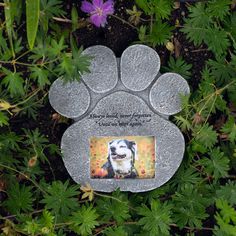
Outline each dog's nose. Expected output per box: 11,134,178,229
110,147,116,153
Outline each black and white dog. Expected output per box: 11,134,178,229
102,139,138,178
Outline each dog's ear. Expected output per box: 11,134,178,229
130,141,138,161
107,141,113,159
108,141,112,152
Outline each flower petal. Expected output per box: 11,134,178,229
81,1,95,13
90,14,107,27
102,0,114,14
92,0,103,8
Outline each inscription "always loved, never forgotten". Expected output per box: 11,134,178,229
88,112,152,127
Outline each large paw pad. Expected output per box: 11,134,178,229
49,44,190,192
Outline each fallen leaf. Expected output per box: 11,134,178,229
166,41,174,52
80,183,94,201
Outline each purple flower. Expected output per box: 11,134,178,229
81,0,114,27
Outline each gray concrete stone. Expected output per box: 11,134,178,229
81,45,118,93
49,78,90,119
121,45,160,91
61,91,185,192
49,44,190,192
150,73,190,115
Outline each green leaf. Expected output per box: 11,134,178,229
135,0,150,14
4,182,33,214
4,0,15,57
41,180,79,222
57,45,91,83
71,6,79,32
96,191,130,224
23,128,49,161
186,3,212,28
214,199,236,235
70,205,99,236
149,20,173,46
181,3,211,46
136,0,172,19
26,0,40,49
10,0,23,25
204,27,230,57
24,220,40,235
181,25,207,46
153,0,172,19
170,166,202,190
221,116,236,143
224,12,236,42
20,96,43,120
104,226,128,236
138,199,172,236
30,66,50,89
0,111,9,126
0,131,21,151
207,0,231,21
174,115,191,132
164,56,192,79
48,37,67,57
39,210,55,229
181,1,230,57
207,58,236,84
198,148,229,180
216,181,236,205
172,184,210,228
1,68,24,97
193,124,218,149
40,0,65,33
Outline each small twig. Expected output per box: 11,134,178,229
52,16,72,23
94,192,137,211
226,175,236,179
0,209,44,220
191,48,208,53
94,221,137,236
170,223,214,231
110,14,138,30
94,192,123,203
0,163,47,194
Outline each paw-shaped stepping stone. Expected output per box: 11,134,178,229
49,44,190,192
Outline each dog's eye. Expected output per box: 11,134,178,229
120,145,126,148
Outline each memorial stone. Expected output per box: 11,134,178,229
49,44,190,192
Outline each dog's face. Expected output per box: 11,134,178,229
108,139,138,163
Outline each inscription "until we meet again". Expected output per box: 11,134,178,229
88,112,152,127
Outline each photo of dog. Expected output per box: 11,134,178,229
90,136,155,179
102,139,138,178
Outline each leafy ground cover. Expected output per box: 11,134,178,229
0,0,236,235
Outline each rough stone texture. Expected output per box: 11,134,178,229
150,73,190,115
121,45,160,91
49,44,190,192
81,46,118,93
49,79,90,119
62,92,185,192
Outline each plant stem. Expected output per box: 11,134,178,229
0,163,47,194
110,14,138,30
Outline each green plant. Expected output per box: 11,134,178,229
138,199,172,235
181,1,233,58
163,56,192,79
136,0,174,46
214,199,236,236
1,0,236,235
41,180,80,222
